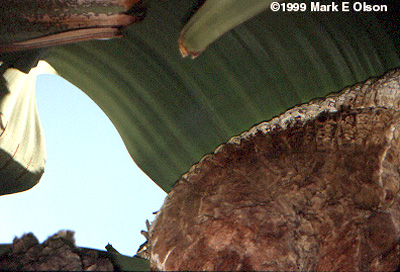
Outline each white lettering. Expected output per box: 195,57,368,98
331,2,339,12
310,2,339,12
353,2,362,11
341,2,350,12
352,2,388,12
310,2,320,11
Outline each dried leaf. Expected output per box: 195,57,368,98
0,0,146,52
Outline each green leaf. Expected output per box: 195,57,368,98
107,251,150,271
0,60,54,195
179,0,276,57
44,0,400,193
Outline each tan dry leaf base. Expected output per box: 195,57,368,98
147,68,400,271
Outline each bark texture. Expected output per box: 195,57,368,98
0,231,114,271
147,69,400,271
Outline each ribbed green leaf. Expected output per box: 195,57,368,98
44,0,399,192
0,61,54,195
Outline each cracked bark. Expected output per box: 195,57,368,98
147,69,400,271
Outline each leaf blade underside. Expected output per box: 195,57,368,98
45,0,400,192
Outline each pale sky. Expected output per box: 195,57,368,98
0,73,167,256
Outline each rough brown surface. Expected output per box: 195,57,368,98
148,69,400,271
0,231,114,271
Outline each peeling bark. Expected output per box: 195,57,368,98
147,69,400,271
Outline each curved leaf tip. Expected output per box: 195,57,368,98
179,0,276,58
